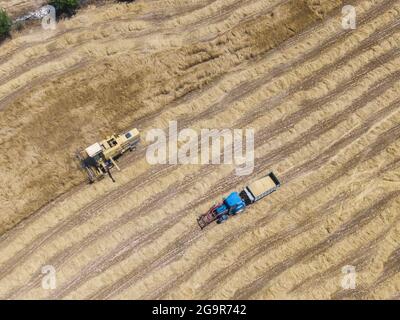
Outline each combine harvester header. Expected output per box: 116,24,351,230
197,172,281,229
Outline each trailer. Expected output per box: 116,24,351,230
197,172,281,229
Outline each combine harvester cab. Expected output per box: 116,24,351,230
197,172,281,229
76,128,140,183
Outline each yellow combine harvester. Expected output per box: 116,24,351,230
76,128,140,183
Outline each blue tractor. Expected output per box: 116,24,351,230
197,172,281,229
214,192,246,223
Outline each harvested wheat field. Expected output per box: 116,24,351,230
0,0,399,300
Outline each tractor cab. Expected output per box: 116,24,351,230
216,192,246,224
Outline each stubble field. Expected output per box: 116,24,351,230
0,0,399,299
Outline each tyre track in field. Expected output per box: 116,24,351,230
119,0,398,139
0,0,222,82
0,0,282,104
0,59,89,112
232,189,400,299
138,0,400,149
277,219,396,299
289,208,400,296
0,0,235,112
0,0,218,64
331,241,400,299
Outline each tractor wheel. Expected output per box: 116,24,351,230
217,215,229,224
